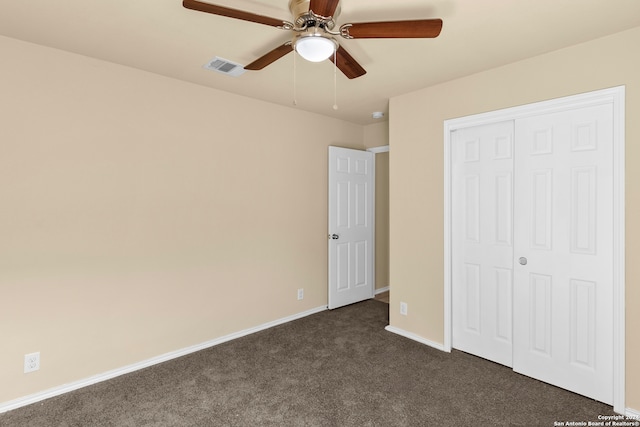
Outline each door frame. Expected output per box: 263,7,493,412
443,86,626,413
367,144,390,296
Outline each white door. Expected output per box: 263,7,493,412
451,103,614,405
513,104,614,404
328,146,374,310
451,121,515,367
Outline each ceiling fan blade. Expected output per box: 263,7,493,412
309,0,340,17
183,0,286,28
343,19,443,39
244,42,293,70
329,45,366,79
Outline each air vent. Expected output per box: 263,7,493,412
203,57,246,77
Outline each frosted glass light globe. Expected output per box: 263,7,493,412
295,36,336,62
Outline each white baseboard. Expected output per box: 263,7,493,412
0,305,327,414
626,407,640,419
384,325,449,353
375,286,389,295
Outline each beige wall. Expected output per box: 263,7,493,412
364,122,390,291
0,36,365,404
388,26,640,410
364,121,389,150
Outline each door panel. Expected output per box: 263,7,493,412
328,146,374,310
513,104,614,404
452,121,515,367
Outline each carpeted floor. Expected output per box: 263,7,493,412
1,300,616,426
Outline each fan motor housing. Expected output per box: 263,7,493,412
289,0,341,22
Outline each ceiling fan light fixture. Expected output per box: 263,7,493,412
294,35,337,62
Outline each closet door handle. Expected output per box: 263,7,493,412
518,257,528,266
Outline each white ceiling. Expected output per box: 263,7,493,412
1,0,639,125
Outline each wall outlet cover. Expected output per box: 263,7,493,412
400,302,408,316
24,352,40,373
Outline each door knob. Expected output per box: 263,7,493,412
519,257,528,265
330,234,340,240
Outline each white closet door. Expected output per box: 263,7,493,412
513,104,614,405
451,121,515,367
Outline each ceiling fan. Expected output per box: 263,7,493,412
183,0,443,79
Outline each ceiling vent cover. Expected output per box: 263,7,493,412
204,57,246,77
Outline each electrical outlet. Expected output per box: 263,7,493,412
24,352,40,373
400,302,408,316
297,288,304,300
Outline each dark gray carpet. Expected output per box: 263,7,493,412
1,300,615,426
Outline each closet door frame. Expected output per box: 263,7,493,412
443,86,625,414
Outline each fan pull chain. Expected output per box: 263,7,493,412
293,49,298,106
332,49,338,110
